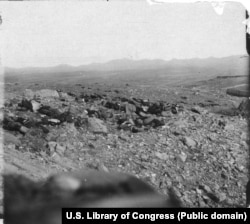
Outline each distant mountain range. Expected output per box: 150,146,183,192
4,55,249,75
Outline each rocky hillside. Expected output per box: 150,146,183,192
1,81,250,221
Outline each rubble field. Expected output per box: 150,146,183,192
1,78,250,214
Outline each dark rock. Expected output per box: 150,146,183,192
148,102,164,115
40,125,50,134
238,99,250,117
171,104,183,114
131,126,143,133
57,111,73,123
134,118,143,127
152,118,165,128
143,116,164,128
143,116,155,125
104,101,122,111
19,99,33,111
3,117,21,132
67,92,77,98
38,106,61,118
74,116,88,128
119,121,133,131
191,106,201,114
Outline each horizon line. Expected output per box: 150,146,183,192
5,54,248,70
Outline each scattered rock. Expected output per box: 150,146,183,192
182,136,196,148
155,152,169,160
3,84,249,211
30,100,41,112
48,119,61,125
191,106,201,114
143,116,155,125
19,126,29,134
87,117,108,134
177,152,187,162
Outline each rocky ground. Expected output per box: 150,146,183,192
1,79,250,218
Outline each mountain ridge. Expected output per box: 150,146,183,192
4,54,248,75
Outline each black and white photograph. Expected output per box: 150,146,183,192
0,0,250,223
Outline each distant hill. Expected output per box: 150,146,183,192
4,55,249,77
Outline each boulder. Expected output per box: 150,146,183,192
35,89,60,98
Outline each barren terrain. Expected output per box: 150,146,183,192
1,56,250,217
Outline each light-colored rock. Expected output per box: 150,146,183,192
48,141,57,154
48,119,61,124
46,174,81,192
177,152,187,162
20,99,40,112
182,136,196,148
224,124,235,131
55,143,66,156
155,152,168,160
87,117,108,134
51,152,61,163
173,120,186,129
4,131,21,146
35,89,60,98
19,126,29,134
30,100,41,112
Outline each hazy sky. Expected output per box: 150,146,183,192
0,1,247,68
